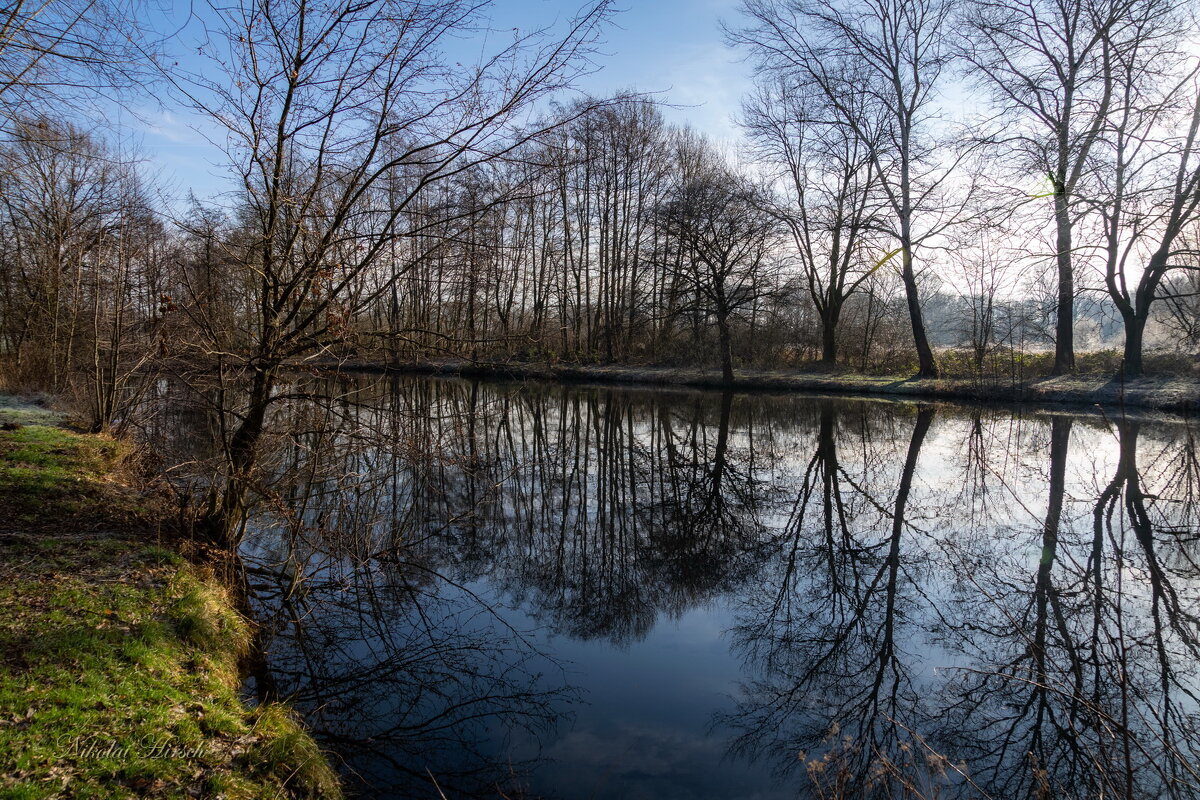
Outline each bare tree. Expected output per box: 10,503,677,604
0,118,165,430
172,0,613,546
741,73,885,365
0,0,155,130
730,0,966,378
1090,0,1200,377
946,231,1015,373
1158,268,1200,351
959,0,1131,375
654,145,783,383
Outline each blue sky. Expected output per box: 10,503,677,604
127,0,752,206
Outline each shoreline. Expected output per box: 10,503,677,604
304,358,1200,414
0,398,342,799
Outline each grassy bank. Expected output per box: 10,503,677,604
0,403,341,799
312,358,1200,413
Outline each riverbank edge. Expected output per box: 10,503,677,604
0,403,342,798
303,359,1200,413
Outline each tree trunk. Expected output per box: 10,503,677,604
1041,416,1071,573
202,365,276,549
1051,191,1075,375
901,248,937,378
1121,311,1147,379
710,390,733,492
878,405,934,668
717,310,734,385
820,304,839,365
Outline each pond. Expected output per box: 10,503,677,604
224,375,1200,799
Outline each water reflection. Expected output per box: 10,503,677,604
721,404,939,798
198,376,1200,799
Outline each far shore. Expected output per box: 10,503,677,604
294,358,1200,414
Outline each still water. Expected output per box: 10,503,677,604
231,376,1200,799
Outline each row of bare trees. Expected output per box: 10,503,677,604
360,105,796,370
0,120,169,431
732,0,1200,379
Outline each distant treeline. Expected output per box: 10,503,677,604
1,97,1195,420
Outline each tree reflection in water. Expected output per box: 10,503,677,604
722,400,1200,799
165,375,1200,799
929,416,1200,800
234,377,782,797
720,403,942,798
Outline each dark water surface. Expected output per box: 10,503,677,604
230,376,1200,799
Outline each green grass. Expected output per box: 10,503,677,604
0,397,63,429
0,425,130,526
0,425,341,799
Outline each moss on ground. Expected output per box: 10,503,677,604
0,422,341,799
